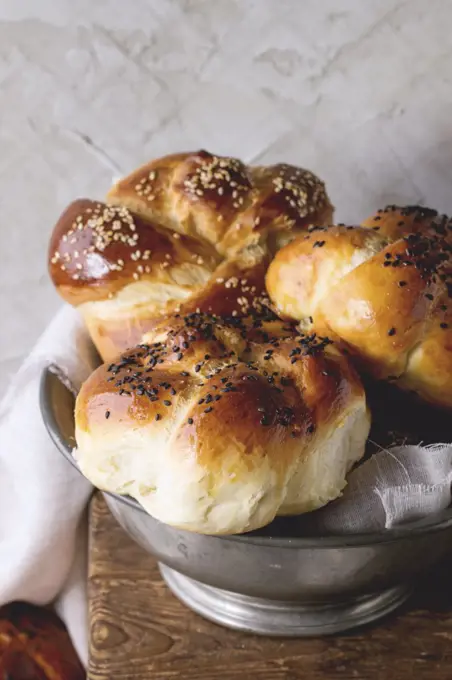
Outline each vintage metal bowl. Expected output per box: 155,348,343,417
40,366,452,637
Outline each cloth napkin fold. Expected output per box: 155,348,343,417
1,304,451,667
0,306,98,667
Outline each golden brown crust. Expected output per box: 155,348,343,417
360,204,442,240
77,314,354,440
48,152,333,362
75,312,368,533
267,206,452,408
48,198,219,306
266,225,386,325
0,603,84,679
107,150,333,255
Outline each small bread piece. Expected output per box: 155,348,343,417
0,603,84,679
49,151,333,361
75,313,369,535
266,205,452,408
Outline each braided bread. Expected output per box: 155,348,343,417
75,312,369,535
48,150,333,362
266,205,452,409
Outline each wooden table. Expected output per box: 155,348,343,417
88,493,452,679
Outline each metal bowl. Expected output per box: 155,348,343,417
40,366,452,636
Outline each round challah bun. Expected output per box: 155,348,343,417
266,205,452,409
75,312,369,535
49,150,333,362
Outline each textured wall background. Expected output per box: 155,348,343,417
1,0,452,393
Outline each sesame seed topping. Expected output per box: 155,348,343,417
183,153,251,204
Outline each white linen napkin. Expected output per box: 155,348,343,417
290,443,452,536
0,305,97,667
1,304,451,668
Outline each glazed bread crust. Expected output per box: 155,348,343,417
75,313,369,535
49,150,333,361
267,205,452,408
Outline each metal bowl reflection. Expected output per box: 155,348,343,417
40,367,452,636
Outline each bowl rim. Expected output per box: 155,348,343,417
40,366,452,549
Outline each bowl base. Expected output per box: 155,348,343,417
159,564,410,636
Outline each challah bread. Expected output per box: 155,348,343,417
75,312,369,535
266,205,452,408
49,151,333,361
106,150,333,255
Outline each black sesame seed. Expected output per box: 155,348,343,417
307,424,315,434
188,417,194,425
194,364,202,372
163,400,171,407
177,352,183,361
388,327,396,336
105,410,110,419
398,280,407,287
425,293,434,301
204,406,213,413
155,414,161,421
440,322,449,329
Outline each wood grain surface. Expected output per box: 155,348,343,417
88,493,452,680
